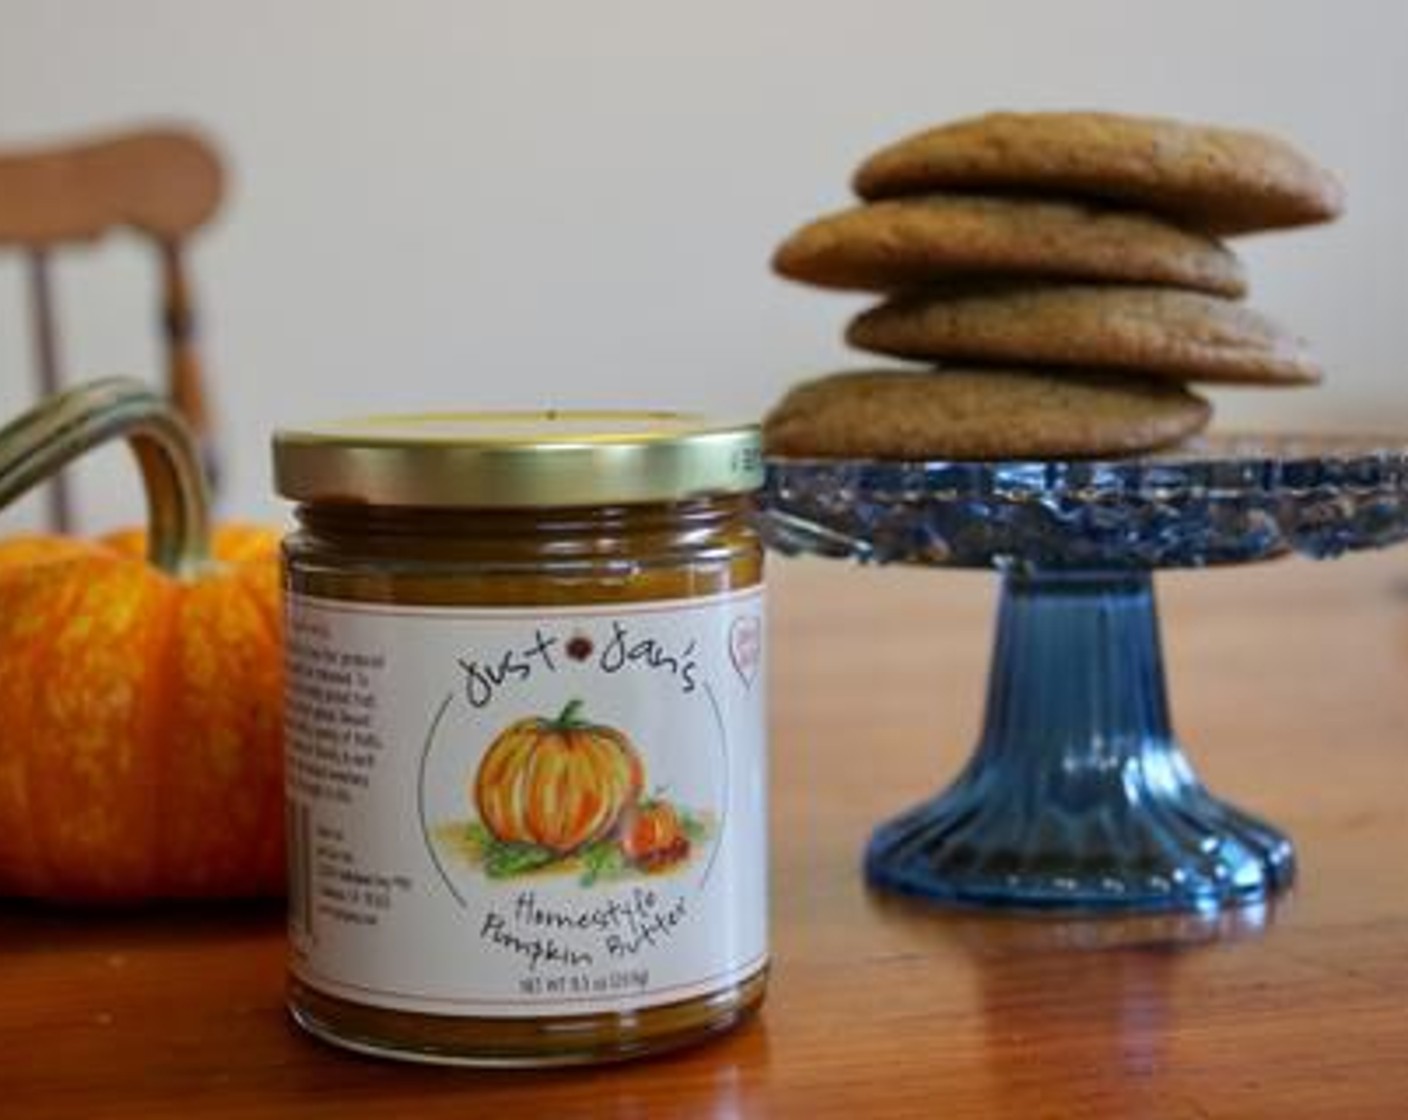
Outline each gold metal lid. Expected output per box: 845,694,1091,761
272,411,763,508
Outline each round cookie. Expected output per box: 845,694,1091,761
853,111,1344,235
763,367,1212,460
847,283,1321,386
772,194,1246,296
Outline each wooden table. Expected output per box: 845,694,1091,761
4,551,1407,1117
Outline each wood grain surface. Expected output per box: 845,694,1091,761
2,550,1406,1118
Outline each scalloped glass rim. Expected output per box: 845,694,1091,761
760,433,1408,570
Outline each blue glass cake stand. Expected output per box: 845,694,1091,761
761,435,1408,913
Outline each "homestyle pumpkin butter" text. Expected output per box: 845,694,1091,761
477,887,688,974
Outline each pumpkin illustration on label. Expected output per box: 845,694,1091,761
620,800,691,872
473,699,644,855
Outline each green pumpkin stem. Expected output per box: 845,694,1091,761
0,377,212,577
552,698,589,729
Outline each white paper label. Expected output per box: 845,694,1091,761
284,587,767,1017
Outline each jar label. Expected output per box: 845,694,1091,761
284,587,767,1017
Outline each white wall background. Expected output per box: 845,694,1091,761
1,0,1405,531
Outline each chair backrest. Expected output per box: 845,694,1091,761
0,125,223,530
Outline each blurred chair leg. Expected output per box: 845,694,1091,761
27,249,72,532
160,239,220,500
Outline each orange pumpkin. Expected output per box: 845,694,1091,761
474,699,643,855
619,800,690,871
0,378,284,901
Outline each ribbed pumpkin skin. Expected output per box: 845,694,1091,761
0,524,283,901
474,713,644,855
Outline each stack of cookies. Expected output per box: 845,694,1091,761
764,111,1343,460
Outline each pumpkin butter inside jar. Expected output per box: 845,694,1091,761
272,412,767,1066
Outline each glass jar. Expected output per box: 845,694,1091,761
272,413,767,1066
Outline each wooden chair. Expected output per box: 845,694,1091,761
0,125,224,530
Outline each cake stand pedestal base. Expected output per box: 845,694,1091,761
865,570,1294,912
